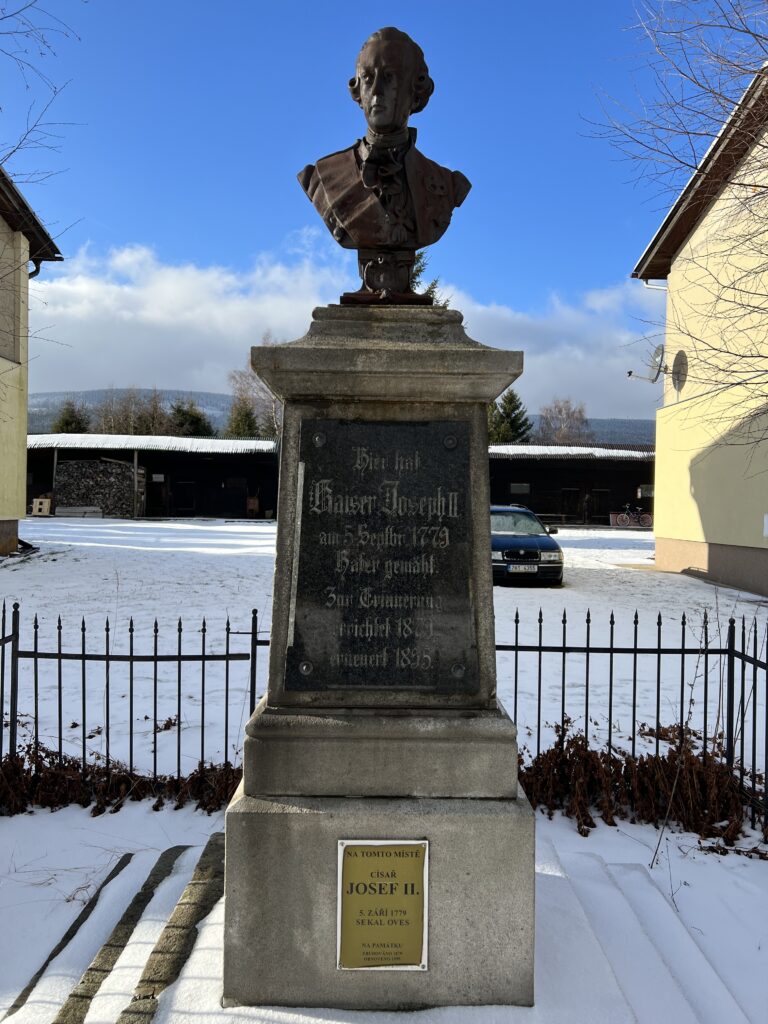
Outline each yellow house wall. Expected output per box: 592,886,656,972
0,217,30,528
655,134,768,558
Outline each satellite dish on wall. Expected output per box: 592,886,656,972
626,343,667,383
648,344,665,383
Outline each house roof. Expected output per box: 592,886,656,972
0,167,62,264
632,70,768,281
488,444,654,461
27,433,278,454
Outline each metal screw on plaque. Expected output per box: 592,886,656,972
451,663,465,679
443,433,457,450
313,431,326,447
299,661,314,675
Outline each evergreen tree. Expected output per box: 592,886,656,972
487,388,532,444
167,398,216,437
224,395,261,438
411,251,449,307
51,399,90,433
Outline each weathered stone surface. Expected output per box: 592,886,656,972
243,697,518,798
117,833,224,1024
224,786,535,1009
256,307,520,711
225,303,534,1011
251,306,523,405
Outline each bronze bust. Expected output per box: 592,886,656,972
298,27,471,304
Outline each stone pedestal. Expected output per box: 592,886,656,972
223,305,534,1009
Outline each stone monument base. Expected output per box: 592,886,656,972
243,697,519,799
223,785,535,1010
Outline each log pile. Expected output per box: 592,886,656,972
55,459,144,518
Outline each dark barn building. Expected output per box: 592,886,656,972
27,435,279,519
27,436,654,526
488,444,655,525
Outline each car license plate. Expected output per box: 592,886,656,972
507,565,537,573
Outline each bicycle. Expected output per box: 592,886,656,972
616,504,653,528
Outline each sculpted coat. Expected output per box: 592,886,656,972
299,130,470,252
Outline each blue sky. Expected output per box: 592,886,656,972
7,0,672,417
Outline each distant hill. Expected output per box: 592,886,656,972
28,390,655,446
28,389,236,434
528,415,655,447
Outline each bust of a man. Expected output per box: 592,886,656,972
298,27,471,303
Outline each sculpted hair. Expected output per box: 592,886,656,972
348,27,435,115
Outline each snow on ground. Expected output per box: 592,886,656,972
1,519,767,1022
0,801,220,1018
1,805,765,1023
2,518,766,774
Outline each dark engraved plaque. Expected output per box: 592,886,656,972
285,419,477,694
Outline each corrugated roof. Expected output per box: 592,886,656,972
27,433,277,454
28,436,653,460
488,444,654,460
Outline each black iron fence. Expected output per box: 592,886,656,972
0,601,268,780
1,601,765,824
497,606,767,828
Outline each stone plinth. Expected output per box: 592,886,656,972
243,696,519,799
223,305,534,1010
224,786,535,1010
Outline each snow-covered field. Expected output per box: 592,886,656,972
1,518,766,1023
2,518,766,774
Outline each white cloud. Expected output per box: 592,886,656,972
444,280,666,418
29,244,665,418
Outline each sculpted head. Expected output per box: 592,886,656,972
348,28,434,135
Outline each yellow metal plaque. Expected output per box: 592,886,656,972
337,840,428,970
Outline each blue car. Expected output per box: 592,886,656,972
490,505,564,586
